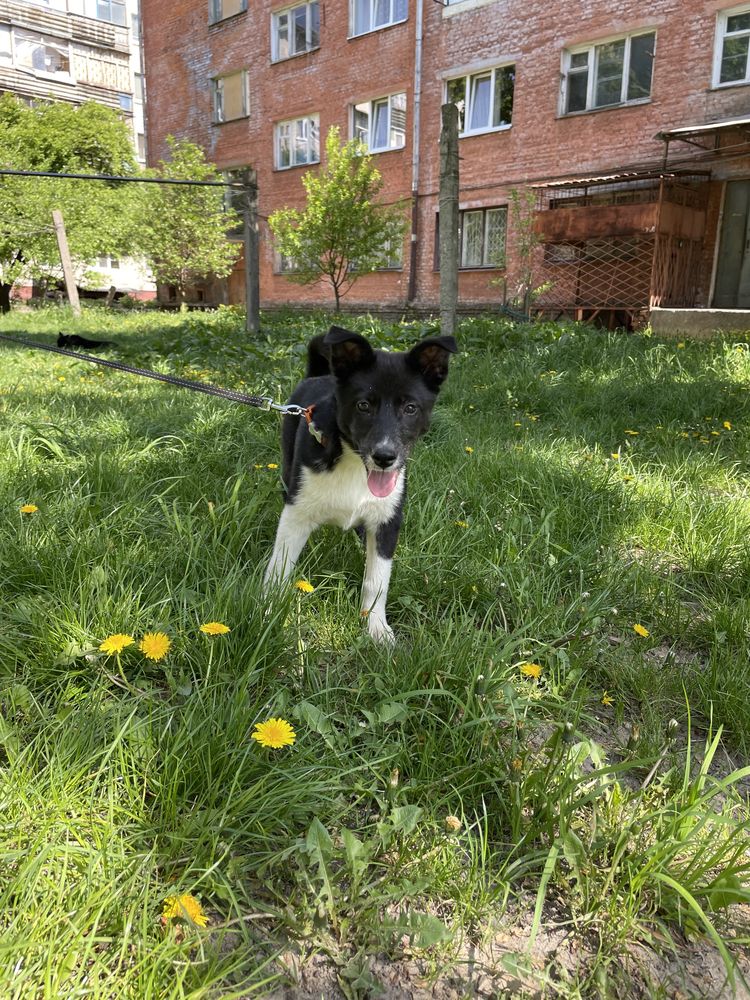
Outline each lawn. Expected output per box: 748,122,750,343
1,305,750,998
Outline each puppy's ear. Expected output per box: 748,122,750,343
406,335,458,391
323,326,375,378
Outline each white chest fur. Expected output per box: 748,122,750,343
294,444,404,531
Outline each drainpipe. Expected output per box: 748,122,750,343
407,0,424,304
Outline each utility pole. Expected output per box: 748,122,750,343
240,169,260,334
439,103,459,337
52,209,81,318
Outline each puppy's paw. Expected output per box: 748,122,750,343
366,615,395,645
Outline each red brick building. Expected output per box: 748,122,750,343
140,0,750,322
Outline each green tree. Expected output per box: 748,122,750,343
137,137,240,304
0,95,139,312
269,126,407,311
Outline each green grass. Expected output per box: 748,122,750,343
1,304,750,998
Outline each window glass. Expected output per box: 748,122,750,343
594,38,625,107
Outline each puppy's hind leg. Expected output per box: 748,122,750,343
362,512,402,644
264,504,314,592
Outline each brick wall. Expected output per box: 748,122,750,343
140,0,750,312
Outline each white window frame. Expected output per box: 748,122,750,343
561,30,656,115
209,0,248,25
714,4,750,87
459,207,507,269
211,70,249,124
272,1,320,62
12,28,72,81
352,92,406,152
275,115,320,169
446,63,515,136
96,0,127,26
350,0,407,39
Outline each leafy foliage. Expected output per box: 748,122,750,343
136,137,240,303
0,95,138,306
269,126,407,309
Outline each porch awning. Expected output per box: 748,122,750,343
655,116,750,142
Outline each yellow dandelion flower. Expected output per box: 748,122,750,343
601,691,614,706
99,633,135,655
711,431,720,437
139,632,171,661
253,463,263,469
624,429,639,436
724,421,732,430
610,453,620,460
511,757,523,771
677,342,685,349
19,504,39,514
621,474,634,482
267,463,279,470
161,893,209,928
251,717,296,749
200,622,231,635
294,579,315,593
632,623,649,638
455,520,469,528
519,662,542,679
465,446,474,454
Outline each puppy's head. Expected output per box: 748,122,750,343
322,325,457,497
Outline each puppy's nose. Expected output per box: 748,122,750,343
372,450,397,469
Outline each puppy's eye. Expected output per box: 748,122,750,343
356,400,371,413
403,402,418,415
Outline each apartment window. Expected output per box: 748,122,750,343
275,115,320,169
210,0,248,23
351,0,407,37
460,207,507,268
272,2,320,61
276,252,300,273
118,92,133,112
211,70,249,123
96,0,127,25
134,72,145,103
136,132,146,160
375,236,403,270
14,29,70,77
353,93,406,151
446,64,515,135
716,5,750,85
131,13,140,37
562,31,655,113
98,256,120,269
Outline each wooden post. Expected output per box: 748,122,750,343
52,209,81,318
240,169,260,334
439,103,459,337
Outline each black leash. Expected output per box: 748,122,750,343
0,332,307,417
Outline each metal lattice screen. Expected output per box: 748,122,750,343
534,235,655,311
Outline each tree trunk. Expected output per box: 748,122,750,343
333,282,341,313
0,282,12,314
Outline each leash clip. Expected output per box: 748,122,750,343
269,401,305,416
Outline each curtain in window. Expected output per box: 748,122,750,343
469,74,491,130
461,212,484,267
372,100,389,149
353,0,370,36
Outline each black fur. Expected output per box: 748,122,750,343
58,332,115,349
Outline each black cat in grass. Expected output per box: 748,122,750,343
58,332,116,349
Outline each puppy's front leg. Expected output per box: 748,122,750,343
264,504,314,591
362,512,402,644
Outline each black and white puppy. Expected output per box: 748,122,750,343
264,325,457,642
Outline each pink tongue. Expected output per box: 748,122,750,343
367,470,400,498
